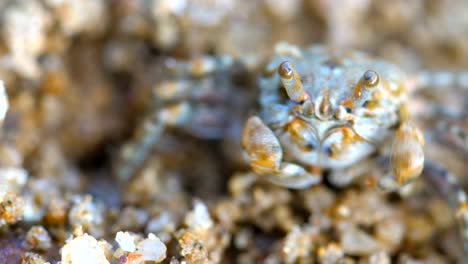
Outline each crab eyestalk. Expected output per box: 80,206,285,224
347,70,379,109
278,61,309,102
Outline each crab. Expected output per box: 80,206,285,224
242,43,426,189
241,43,468,248
116,55,250,182
115,43,468,256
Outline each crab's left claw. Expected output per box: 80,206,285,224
379,122,425,190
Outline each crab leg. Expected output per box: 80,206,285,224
166,55,234,77
425,120,468,155
422,162,468,263
116,102,190,182
407,70,468,92
116,55,237,182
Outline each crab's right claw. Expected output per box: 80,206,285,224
242,116,283,174
379,122,425,190
271,162,322,189
242,116,321,189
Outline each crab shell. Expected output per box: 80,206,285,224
245,45,409,173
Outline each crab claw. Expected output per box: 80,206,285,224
270,162,322,189
242,116,283,174
380,122,424,190
278,61,309,102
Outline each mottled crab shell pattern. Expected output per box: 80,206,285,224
243,45,413,188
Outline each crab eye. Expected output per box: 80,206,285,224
363,70,379,87
278,61,293,78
